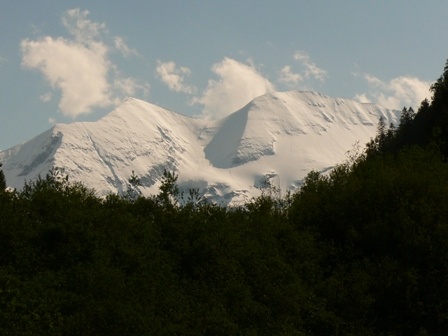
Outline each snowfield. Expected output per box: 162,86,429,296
0,91,399,205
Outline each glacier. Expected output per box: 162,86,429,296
0,91,399,205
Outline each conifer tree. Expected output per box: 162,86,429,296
430,58,448,104
125,170,142,200
158,169,180,207
0,162,6,191
399,107,415,127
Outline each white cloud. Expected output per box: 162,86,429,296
40,92,52,102
113,76,150,98
48,117,56,125
353,93,371,104
62,8,106,42
21,36,111,117
21,8,146,118
356,73,431,110
156,61,196,94
278,66,302,86
114,36,139,57
193,57,275,119
293,51,327,82
277,51,327,88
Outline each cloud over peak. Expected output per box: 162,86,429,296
355,73,431,110
278,65,303,86
193,57,275,119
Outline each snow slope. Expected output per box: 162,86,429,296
0,92,399,204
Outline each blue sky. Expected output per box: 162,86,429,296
1,1,448,150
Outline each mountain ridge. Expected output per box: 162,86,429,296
0,91,399,204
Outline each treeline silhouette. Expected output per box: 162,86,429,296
2,60,448,335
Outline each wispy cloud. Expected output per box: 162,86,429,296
61,8,105,42
278,65,303,86
113,76,150,100
21,8,148,118
355,73,431,110
114,36,139,57
293,51,327,82
39,92,52,102
353,93,371,104
193,57,275,119
156,61,196,94
277,51,327,88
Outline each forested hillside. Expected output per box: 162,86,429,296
2,60,448,335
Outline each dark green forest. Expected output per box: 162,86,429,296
2,60,448,335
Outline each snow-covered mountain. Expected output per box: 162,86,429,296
0,91,398,205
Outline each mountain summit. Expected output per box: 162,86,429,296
0,91,398,204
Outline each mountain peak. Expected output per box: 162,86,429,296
1,91,399,205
